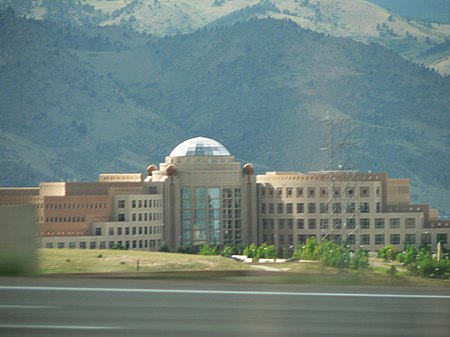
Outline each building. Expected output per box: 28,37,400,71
257,171,449,252
148,137,257,251
0,137,448,252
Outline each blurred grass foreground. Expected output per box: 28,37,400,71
33,248,450,287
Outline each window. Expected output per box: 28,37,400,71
333,203,342,213
117,227,122,235
125,227,130,235
297,219,305,229
320,203,328,213
333,187,341,196
138,213,142,221
376,202,381,213
132,227,136,235
278,219,285,230
286,188,293,197
132,214,136,222
360,234,370,245
261,187,266,197
69,242,76,249
390,234,400,245
109,228,114,236
261,203,266,214
138,200,142,208
360,218,370,229
405,234,416,245
297,203,305,213
347,188,354,197
308,187,315,197
308,203,316,213
421,234,431,245
58,242,65,249
320,219,328,230
95,227,102,236
80,242,86,249
375,234,385,245
320,187,327,197
346,203,355,213
277,203,284,214
308,219,316,229
347,234,356,245
360,202,370,213
437,233,448,244
132,200,136,208
90,242,96,249
298,234,308,244
375,218,385,229
269,203,274,214
360,187,369,197
286,203,293,214
344,218,355,229
118,200,125,208
287,219,293,230
390,218,400,229
288,234,293,245
333,218,342,229
46,242,53,248
296,188,304,197
277,188,283,198
405,218,416,229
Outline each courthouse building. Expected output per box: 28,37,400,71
0,137,448,252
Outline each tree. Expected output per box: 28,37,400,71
352,248,370,270
220,244,234,257
293,237,320,260
199,244,218,256
256,242,268,259
378,244,398,262
396,245,417,266
244,243,257,260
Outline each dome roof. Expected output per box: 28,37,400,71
169,137,231,157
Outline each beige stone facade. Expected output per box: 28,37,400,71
257,171,449,251
0,137,448,252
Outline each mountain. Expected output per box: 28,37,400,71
0,10,180,186
0,10,449,210
2,0,450,75
367,0,450,24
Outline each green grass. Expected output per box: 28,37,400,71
38,249,252,274
36,249,450,287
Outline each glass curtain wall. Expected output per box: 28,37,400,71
181,188,221,247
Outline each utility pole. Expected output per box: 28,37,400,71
321,113,359,246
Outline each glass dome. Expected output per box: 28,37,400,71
169,137,231,157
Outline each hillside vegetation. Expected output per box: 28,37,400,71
3,0,450,74
0,10,449,210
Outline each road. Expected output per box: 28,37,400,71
0,276,449,337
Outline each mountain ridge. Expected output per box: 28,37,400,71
0,11,449,210
3,0,449,74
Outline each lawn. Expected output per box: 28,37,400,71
38,249,251,274
37,249,450,287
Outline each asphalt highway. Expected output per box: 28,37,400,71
0,276,449,337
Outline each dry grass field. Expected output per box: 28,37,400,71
37,249,450,287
